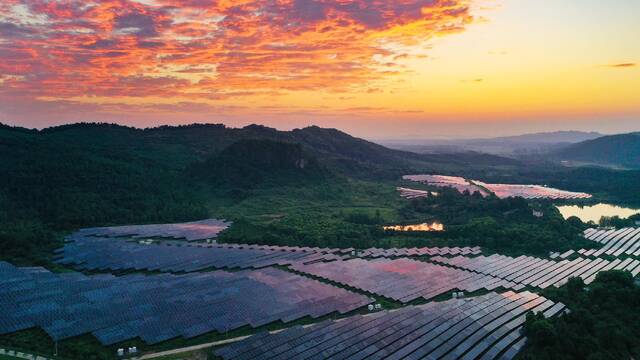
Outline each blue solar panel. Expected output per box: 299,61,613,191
55,224,481,274
290,258,513,303
0,262,372,345
78,218,231,242
216,291,565,360
55,233,348,272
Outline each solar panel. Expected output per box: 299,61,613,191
0,262,371,345
291,258,512,303
215,291,564,360
78,218,232,242
431,253,638,290
57,226,482,274
55,234,351,272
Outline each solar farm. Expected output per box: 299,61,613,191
55,233,346,272
397,187,437,200
2,218,637,359
0,262,371,345
349,246,481,259
403,174,592,200
215,291,565,360
55,231,481,273
78,219,232,242
402,175,490,197
431,253,640,287
579,227,640,257
474,182,592,200
291,258,525,303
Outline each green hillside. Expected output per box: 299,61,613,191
554,132,640,168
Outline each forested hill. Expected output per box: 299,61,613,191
0,122,520,176
0,122,521,265
554,132,640,168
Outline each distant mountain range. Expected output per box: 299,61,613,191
553,132,640,169
378,129,640,169
380,131,603,156
473,131,603,144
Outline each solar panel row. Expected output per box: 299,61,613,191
397,187,437,199
403,175,490,197
55,235,347,272
0,261,372,345
290,258,518,303
432,254,640,288
403,174,591,200
580,227,640,257
215,290,565,360
473,182,592,200
77,218,231,242
347,246,482,259
57,228,481,273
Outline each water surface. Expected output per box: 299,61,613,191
383,222,444,232
556,203,640,223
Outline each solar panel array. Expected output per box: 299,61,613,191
397,187,437,199
403,174,591,200
432,254,640,288
290,258,521,303
473,182,592,200
78,218,231,242
215,290,565,360
57,227,483,273
56,234,346,272
580,227,640,257
403,175,490,197
345,246,482,259
0,262,371,345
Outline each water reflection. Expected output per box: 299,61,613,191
383,222,444,232
556,203,640,223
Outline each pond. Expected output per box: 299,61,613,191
556,203,640,223
383,222,444,232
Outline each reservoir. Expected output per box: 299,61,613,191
556,203,640,223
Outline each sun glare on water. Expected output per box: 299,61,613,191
384,222,444,232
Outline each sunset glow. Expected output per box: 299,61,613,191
1,0,638,137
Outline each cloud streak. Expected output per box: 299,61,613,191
606,63,636,68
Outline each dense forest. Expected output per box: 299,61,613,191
553,131,640,169
396,187,592,255
520,271,640,359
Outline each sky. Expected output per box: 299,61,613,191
0,0,638,139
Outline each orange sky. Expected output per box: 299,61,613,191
0,0,638,138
